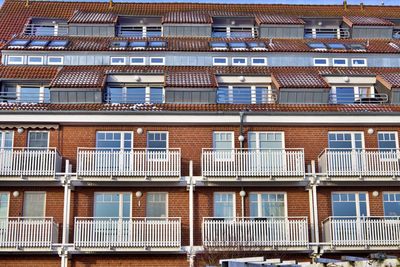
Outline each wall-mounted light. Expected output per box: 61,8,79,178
344,76,350,83
133,75,141,82
12,191,19,198
231,20,236,25
318,21,323,26
372,191,379,197
17,128,24,134
239,76,245,82
136,128,144,135
136,191,142,207
367,128,374,135
239,190,246,197
238,135,245,142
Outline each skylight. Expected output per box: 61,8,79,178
327,43,346,50
48,40,69,48
308,43,326,50
129,41,147,48
110,40,128,48
148,41,167,48
229,42,247,49
9,39,29,47
348,43,366,50
247,42,266,49
29,40,49,47
210,42,227,49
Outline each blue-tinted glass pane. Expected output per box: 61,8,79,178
106,87,123,103
210,42,227,48
150,87,163,103
148,41,166,47
332,201,357,216
29,40,49,47
48,40,68,47
126,87,146,103
229,42,247,49
20,87,40,103
129,41,147,47
308,43,326,49
314,59,327,65
328,43,346,49
233,87,251,104
384,202,400,216
334,87,355,104
255,87,267,104
217,87,229,103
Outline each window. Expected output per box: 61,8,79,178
106,86,164,104
247,42,266,50
96,131,133,150
327,43,346,50
248,132,285,171
48,40,69,48
213,132,234,160
330,86,374,104
110,57,126,65
378,132,398,151
313,58,329,66
28,40,49,48
210,42,227,50
12,86,50,103
308,43,326,50
333,58,348,67
129,41,147,48
251,57,267,66
248,132,284,150
27,56,44,65
28,131,49,148
110,40,128,49
229,42,247,50
148,41,167,48
0,131,13,149
147,132,168,151
232,57,247,66
145,27,162,37
130,57,145,65
383,193,400,216
214,192,235,218
146,192,167,217
212,57,228,66
217,86,272,104
47,56,63,65
94,192,131,218
332,192,368,217
149,57,165,66
8,56,24,65
351,58,367,67
250,193,286,217
348,43,366,51
0,193,9,218
23,192,46,217
9,40,29,47
328,132,364,150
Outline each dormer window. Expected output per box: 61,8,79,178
24,18,68,36
304,18,350,39
117,16,162,37
212,17,257,38
106,84,164,104
0,84,49,103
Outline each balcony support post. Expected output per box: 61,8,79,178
61,159,72,266
310,160,320,244
188,160,195,264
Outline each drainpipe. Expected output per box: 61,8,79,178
308,185,315,243
239,111,245,148
60,160,72,267
188,160,195,267
310,160,320,244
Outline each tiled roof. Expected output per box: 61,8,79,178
50,69,106,88
68,10,118,24
255,14,305,25
1,1,400,40
0,102,399,114
165,71,217,88
3,36,400,54
272,72,330,89
377,73,400,89
162,12,213,24
343,16,395,27
0,65,59,80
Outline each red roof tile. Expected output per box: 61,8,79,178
162,12,212,24
377,73,400,89
68,10,118,24
50,69,105,88
255,14,305,25
0,65,59,80
343,16,395,27
165,71,217,88
272,72,330,89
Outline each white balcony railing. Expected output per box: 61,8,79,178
77,148,181,178
0,217,58,249
304,28,350,39
319,149,400,178
202,149,305,178
323,216,400,247
0,148,62,177
202,217,309,248
74,217,181,250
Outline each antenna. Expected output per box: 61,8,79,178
109,0,113,9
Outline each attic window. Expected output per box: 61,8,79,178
9,39,29,47
327,43,346,50
110,40,128,48
148,41,167,48
308,42,326,50
348,43,366,50
210,42,227,49
129,41,147,48
28,40,49,47
48,40,69,48
247,42,266,49
229,42,247,49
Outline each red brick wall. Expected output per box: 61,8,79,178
9,125,398,176
0,256,60,267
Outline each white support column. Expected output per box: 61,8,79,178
60,159,72,267
188,160,195,267
308,187,315,242
310,160,320,244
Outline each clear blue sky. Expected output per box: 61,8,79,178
0,0,399,4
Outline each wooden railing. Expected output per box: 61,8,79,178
0,217,58,249
74,217,181,249
77,148,181,178
0,148,62,177
319,149,400,178
323,216,400,247
202,149,305,178
202,217,308,248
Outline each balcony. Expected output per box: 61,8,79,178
322,216,400,249
304,28,350,39
202,217,309,249
202,149,305,181
77,148,181,180
329,93,388,105
74,217,181,251
318,149,400,180
0,217,58,251
24,23,68,36
0,148,62,179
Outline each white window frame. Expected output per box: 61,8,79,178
146,192,168,218
27,56,44,65
149,57,165,66
248,131,285,149
93,192,132,218
213,192,236,218
27,130,50,148
383,192,400,216
0,131,14,149
378,131,399,150
251,57,267,66
95,131,133,150
47,56,64,65
147,131,169,149
212,57,228,66
332,58,348,67
330,86,375,103
213,131,234,161
14,85,49,103
331,191,370,217
8,56,24,65
328,131,365,150
110,57,126,65
130,57,146,66
23,191,46,217
313,58,329,66
213,131,234,150
107,86,165,104
220,85,273,104
249,192,288,218
0,192,10,218
351,58,367,67
232,57,247,66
